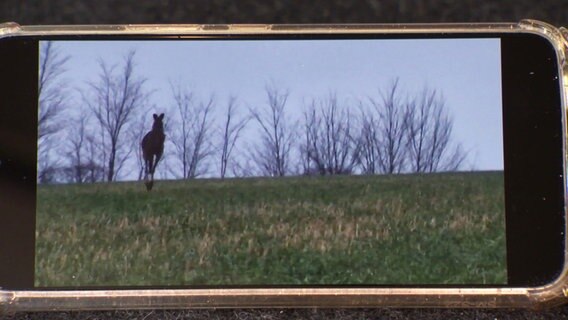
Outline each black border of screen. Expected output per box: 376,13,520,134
0,32,564,289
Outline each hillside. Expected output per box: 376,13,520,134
36,171,506,287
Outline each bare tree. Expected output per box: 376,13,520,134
38,41,70,183
229,151,258,178
357,104,380,174
169,83,215,179
83,50,149,182
39,41,69,141
359,80,407,174
64,114,88,183
249,85,296,177
299,107,315,175
130,114,151,180
82,136,106,183
37,150,61,184
219,96,249,179
405,88,466,173
301,94,360,175
61,112,105,183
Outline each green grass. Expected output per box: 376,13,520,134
35,171,506,287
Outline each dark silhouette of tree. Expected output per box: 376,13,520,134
169,83,215,179
359,79,407,174
62,112,105,183
301,94,360,175
405,87,466,173
129,114,150,181
65,114,88,183
39,41,69,140
83,50,149,182
249,85,296,177
38,41,70,183
219,96,249,179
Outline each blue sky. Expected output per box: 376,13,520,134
47,38,503,179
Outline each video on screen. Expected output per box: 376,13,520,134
35,38,506,286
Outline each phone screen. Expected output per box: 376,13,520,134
35,38,507,287
0,32,564,289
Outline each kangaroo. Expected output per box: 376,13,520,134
141,113,165,191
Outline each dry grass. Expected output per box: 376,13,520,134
35,171,507,286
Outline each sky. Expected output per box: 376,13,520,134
43,38,503,180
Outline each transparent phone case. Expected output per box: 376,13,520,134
0,19,567,312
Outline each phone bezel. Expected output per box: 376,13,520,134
0,21,566,311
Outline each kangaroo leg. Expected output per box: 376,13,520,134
145,156,155,191
144,158,150,182
152,151,163,181
147,152,162,191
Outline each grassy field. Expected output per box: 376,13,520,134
35,171,506,287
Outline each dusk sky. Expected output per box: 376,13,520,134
44,38,503,179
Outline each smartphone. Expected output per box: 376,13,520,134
0,20,566,311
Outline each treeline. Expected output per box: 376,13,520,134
38,43,465,184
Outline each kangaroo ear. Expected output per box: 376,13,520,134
153,113,158,120
159,113,165,120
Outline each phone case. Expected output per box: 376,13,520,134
0,19,567,312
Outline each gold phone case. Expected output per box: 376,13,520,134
0,19,567,312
